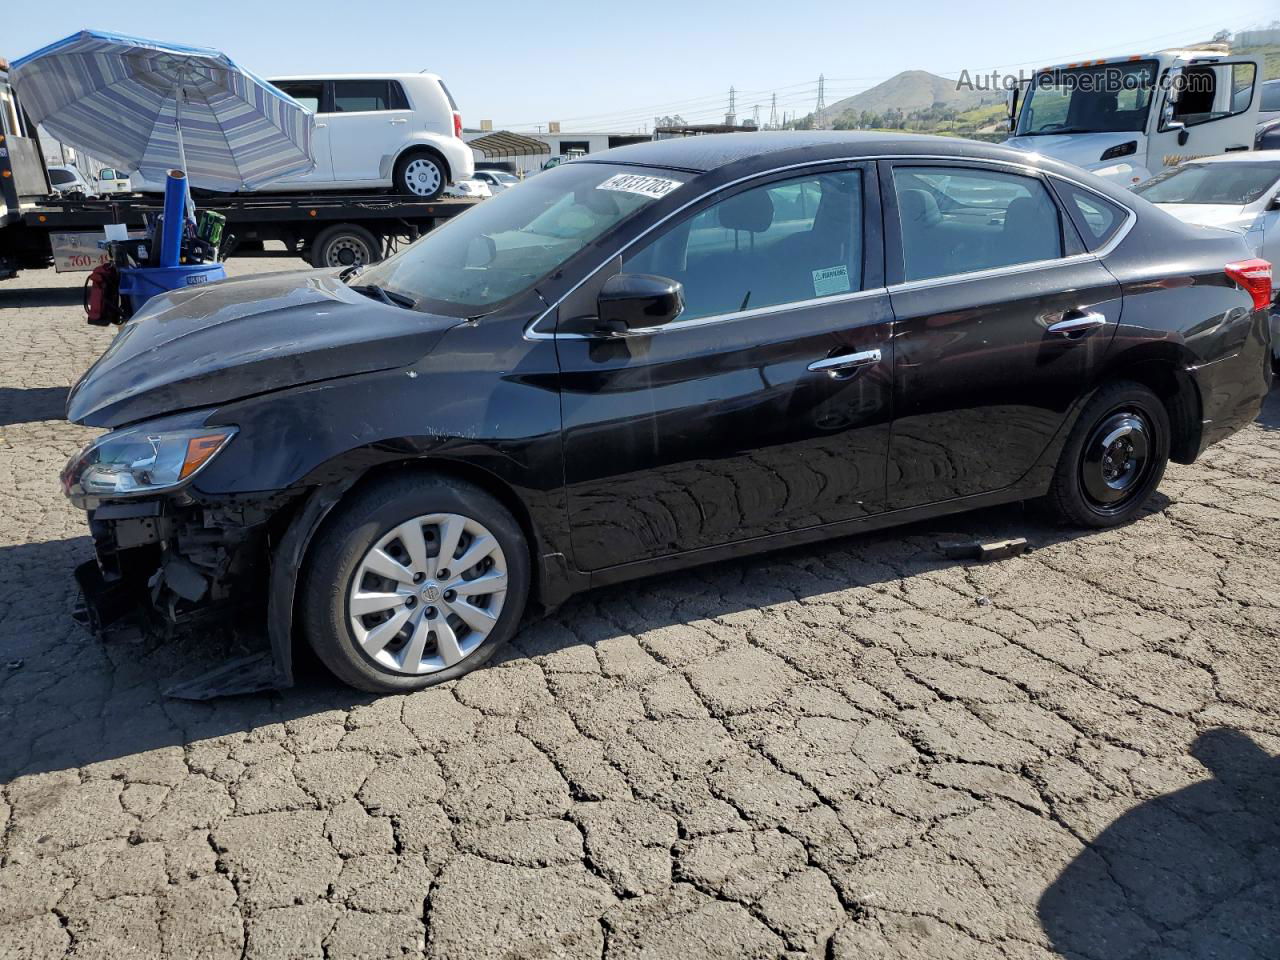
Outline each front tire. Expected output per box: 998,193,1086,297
301,474,530,693
394,150,447,199
1044,380,1170,528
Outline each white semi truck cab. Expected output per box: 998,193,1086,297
1004,48,1262,185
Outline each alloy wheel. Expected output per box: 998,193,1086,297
347,513,508,675
403,158,442,197
1079,408,1153,513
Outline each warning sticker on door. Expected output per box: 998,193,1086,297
812,264,851,297
596,173,683,199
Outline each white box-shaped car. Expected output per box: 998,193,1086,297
132,74,473,198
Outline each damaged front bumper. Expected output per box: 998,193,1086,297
72,490,300,698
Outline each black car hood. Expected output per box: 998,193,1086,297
67,270,463,427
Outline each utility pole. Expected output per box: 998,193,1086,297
725,85,737,126
768,93,778,129
814,74,827,130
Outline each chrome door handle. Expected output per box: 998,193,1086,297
389,118,408,124
1047,312,1107,337
808,348,882,376
315,123,327,129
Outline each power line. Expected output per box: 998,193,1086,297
490,5,1274,132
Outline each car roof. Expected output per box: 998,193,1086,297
1182,150,1280,166
269,73,441,83
583,130,1124,191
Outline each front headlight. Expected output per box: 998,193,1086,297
61,425,237,498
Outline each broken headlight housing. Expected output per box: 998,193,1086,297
61,424,237,498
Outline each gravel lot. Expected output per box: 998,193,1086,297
1,254,1278,960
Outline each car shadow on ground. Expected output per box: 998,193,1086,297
0,285,86,308
0,386,70,425
0,495,1154,784
1039,727,1280,958
1256,384,1280,431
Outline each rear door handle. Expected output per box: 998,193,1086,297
389,118,408,124
808,348,882,376
1047,311,1107,338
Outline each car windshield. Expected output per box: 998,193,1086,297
1017,61,1157,135
356,163,687,316
494,173,519,184
48,169,75,185
1133,162,1280,205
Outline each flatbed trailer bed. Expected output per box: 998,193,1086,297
1,191,480,278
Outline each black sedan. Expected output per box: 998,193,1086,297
62,132,1273,695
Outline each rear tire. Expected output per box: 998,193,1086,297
1043,380,1170,528
310,224,381,269
394,150,447,199
300,474,530,693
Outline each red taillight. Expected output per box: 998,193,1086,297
452,111,462,138
1225,258,1273,311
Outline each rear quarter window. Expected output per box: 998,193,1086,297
1051,180,1130,250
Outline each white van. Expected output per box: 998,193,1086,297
133,74,474,199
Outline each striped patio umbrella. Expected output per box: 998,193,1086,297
10,30,314,192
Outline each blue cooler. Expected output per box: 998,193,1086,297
119,262,227,313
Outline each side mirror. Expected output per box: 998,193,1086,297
597,273,684,334
1006,86,1020,133
1268,195,1280,212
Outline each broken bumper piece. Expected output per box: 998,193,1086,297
72,493,296,699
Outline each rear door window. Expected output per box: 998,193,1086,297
891,166,1063,282
332,80,392,112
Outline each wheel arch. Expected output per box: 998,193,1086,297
269,452,553,689
392,143,452,184
1097,343,1203,464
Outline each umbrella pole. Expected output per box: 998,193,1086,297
173,81,196,222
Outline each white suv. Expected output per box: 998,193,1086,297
267,74,473,199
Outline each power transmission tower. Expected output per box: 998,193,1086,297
725,86,737,126
768,93,778,129
752,104,760,126
814,74,827,130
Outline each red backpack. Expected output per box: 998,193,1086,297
83,262,123,326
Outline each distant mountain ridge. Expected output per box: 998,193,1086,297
825,69,998,121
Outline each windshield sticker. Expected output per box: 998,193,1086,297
812,265,851,297
596,173,683,200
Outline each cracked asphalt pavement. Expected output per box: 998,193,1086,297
2,254,1279,960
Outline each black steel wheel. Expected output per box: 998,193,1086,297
1044,381,1170,528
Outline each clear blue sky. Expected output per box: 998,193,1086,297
6,0,1277,131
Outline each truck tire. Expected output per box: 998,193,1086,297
394,150,447,199
310,224,382,269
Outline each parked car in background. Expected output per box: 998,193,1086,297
1132,152,1280,261
471,169,520,194
62,133,1273,695
443,177,492,199
1260,79,1280,126
1133,150,1280,371
266,74,472,199
46,164,96,197
129,73,473,200
96,167,132,194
